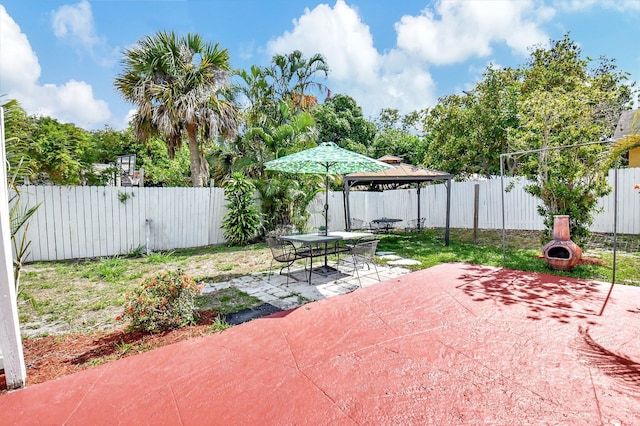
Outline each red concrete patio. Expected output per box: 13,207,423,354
1,262,639,424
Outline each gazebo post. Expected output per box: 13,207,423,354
342,158,451,245
445,178,451,246
343,178,351,231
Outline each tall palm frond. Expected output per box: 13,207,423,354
266,50,329,108
115,31,238,186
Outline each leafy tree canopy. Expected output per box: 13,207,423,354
313,94,376,154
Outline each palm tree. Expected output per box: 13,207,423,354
266,50,329,111
115,31,237,187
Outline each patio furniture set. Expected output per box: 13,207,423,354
267,231,380,287
262,141,430,287
351,217,426,233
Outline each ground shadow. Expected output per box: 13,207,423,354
575,326,640,395
456,264,611,323
223,303,285,325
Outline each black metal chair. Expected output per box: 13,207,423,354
340,239,381,287
266,237,309,286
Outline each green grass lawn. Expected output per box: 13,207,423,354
16,228,639,337
376,228,639,284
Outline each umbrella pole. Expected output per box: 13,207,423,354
325,173,329,232
324,173,329,266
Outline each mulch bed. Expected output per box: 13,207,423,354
1,311,220,394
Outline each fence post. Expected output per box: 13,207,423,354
0,107,26,389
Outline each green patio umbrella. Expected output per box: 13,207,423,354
264,142,393,233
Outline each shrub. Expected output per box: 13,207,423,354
222,172,262,245
119,269,202,333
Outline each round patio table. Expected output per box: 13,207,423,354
371,217,402,233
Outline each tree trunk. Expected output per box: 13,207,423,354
186,124,204,187
199,151,210,187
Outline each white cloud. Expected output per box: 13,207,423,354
0,5,111,129
37,80,110,128
123,109,137,129
395,0,553,65
555,0,640,12
51,0,117,67
267,0,435,117
52,0,98,49
265,0,555,118
268,0,380,84
0,5,41,91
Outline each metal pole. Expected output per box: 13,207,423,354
599,160,619,317
417,184,421,231
145,219,151,256
612,160,618,285
343,178,349,231
473,183,479,245
445,178,451,246
324,173,329,233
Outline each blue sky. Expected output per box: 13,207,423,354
1,0,638,130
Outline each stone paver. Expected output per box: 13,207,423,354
387,258,422,266
205,259,412,309
379,254,403,260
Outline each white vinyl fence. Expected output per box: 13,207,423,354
15,186,228,262
342,168,640,234
309,168,640,234
14,168,640,262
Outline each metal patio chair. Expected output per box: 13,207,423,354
350,217,370,231
266,237,309,286
404,217,425,232
340,239,380,287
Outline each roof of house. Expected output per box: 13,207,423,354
613,109,640,139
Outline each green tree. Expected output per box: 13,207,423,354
87,127,135,164
2,97,38,293
267,50,329,112
256,173,318,233
370,108,429,165
313,94,377,155
2,97,34,183
29,117,92,185
222,173,262,245
226,51,330,233
423,67,519,178
221,101,320,232
234,65,278,129
115,31,238,187
371,127,423,165
509,35,632,245
88,127,194,187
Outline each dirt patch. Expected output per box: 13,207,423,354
1,311,221,394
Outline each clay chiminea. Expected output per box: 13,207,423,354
542,215,582,271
